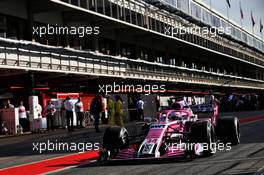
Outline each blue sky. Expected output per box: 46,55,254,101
201,0,264,40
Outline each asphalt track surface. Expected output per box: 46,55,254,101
0,110,264,175
50,117,264,175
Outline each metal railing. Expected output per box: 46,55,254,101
53,0,264,68
0,38,263,90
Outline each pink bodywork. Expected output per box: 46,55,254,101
114,101,219,160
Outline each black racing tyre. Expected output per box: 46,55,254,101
216,116,240,145
103,126,129,149
189,120,215,156
141,123,151,135
184,121,193,132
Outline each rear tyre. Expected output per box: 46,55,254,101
216,116,240,145
103,126,129,150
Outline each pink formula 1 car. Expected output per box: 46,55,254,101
98,98,240,162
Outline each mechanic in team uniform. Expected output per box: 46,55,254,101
114,95,124,127
45,100,56,131
107,95,115,126
64,96,74,131
75,97,84,127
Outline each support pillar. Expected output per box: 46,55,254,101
135,36,140,59
26,0,33,41
115,30,121,56
92,35,99,53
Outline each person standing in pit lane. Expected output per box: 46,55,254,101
114,95,124,127
90,95,102,133
101,96,107,124
107,95,115,126
5,99,14,109
75,97,84,128
64,96,74,131
37,103,42,118
60,99,67,128
45,100,56,131
18,101,29,132
136,98,144,121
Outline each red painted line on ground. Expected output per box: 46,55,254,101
0,151,98,175
240,115,264,124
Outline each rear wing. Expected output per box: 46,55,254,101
191,104,214,113
191,103,218,124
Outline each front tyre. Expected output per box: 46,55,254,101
103,126,129,150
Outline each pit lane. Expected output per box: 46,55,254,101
0,111,264,175
50,113,264,175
